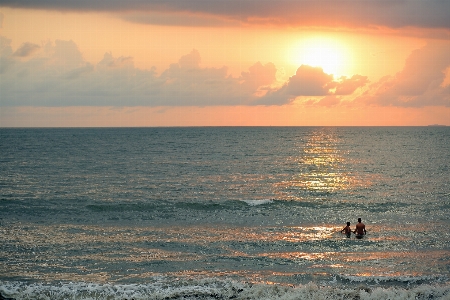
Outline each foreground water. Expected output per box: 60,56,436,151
1,127,449,299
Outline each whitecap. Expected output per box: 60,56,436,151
241,199,274,206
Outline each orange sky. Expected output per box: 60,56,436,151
0,1,449,126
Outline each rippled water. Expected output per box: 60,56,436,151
1,127,449,299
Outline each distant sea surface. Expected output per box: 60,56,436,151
1,127,449,299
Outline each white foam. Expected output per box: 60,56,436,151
241,199,274,206
339,274,448,285
1,278,449,300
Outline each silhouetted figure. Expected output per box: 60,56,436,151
341,221,352,238
354,218,366,239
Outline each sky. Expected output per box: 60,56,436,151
0,0,449,126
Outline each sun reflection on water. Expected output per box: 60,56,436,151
277,128,370,197
296,129,350,192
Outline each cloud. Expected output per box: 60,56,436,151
98,52,134,69
0,36,14,73
1,0,449,30
48,39,84,68
305,95,341,107
13,42,40,57
240,61,277,94
123,11,241,27
334,75,370,95
258,65,368,105
63,63,94,79
0,39,278,106
356,41,450,107
286,65,334,96
1,37,447,109
177,49,201,69
0,36,12,56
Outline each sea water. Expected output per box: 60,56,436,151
0,127,449,299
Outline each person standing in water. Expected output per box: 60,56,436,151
341,222,352,238
354,218,366,238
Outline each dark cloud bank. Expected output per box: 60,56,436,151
1,0,449,29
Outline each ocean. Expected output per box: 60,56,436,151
0,127,449,299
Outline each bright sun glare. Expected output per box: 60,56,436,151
291,37,349,76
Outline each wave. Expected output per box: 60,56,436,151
339,274,448,284
1,278,449,300
85,198,277,213
240,199,274,206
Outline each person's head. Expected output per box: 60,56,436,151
347,222,350,226
358,218,362,223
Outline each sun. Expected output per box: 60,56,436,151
290,36,349,77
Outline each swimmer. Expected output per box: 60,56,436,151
341,222,352,238
354,218,366,239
